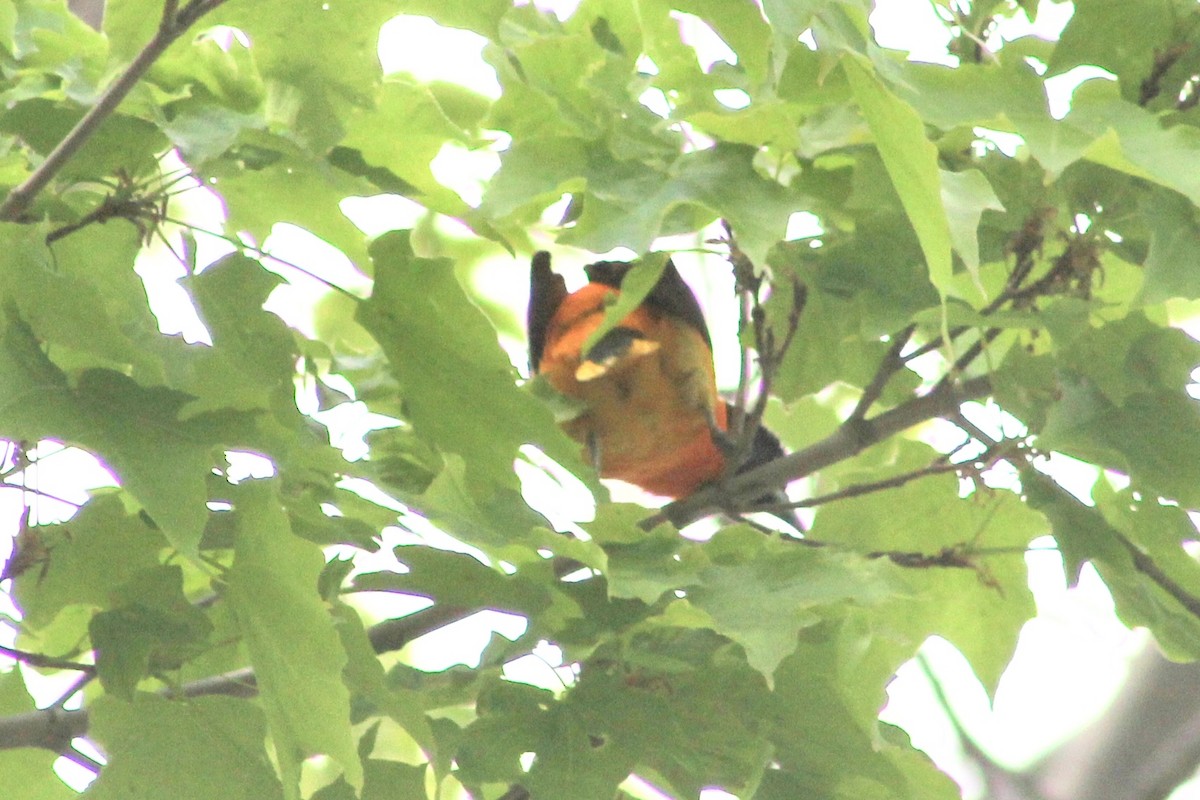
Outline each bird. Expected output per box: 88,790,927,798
528,251,782,499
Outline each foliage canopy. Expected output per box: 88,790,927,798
2,1,1200,799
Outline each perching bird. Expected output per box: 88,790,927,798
528,251,782,499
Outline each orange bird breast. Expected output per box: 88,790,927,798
528,253,728,498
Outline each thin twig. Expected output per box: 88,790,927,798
1,483,84,509
717,223,805,480
848,324,916,423
951,411,1001,449
0,602,463,752
933,327,1003,392
1118,534,1200,619
642,375,993,530
0,643,94,673
723,220,756,445
59,745,104,774
50,673,95,710
756,460,962,512
771,533,998,573
750,433,1019,515
1028,470,1200,622
160,216,362,299
0,0,230,221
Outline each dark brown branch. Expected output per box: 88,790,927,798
60,745,104,775
723,220,758,445
1118,536,1200,619
0,601,472,753
0,644,94,673
641,375,993,530
848,324,916,423
904,206,1058,368
757,459,962,511
0,0,229,221
1031,471,1200,622
933,327,1004,392
1139,43,1190,107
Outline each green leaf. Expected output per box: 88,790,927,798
687,533,902,681
1047,0,1176,86
580,252,669,355
329,601,440,769
0,222,149,371
87,695,285,800
761,625,957,800
536,641,774,798
312,758,429,800
12,495,164,629
0,319,257,555
1024,470,1200,659
688,100,803,149
1063,81,1200,203
940,168,1004,288
843,54,953,294
204,131,374,270
562,143,803,267
897,56,1049,134
179,254,298,414
340,76,478,219
392,0,512,38
0,101,164,182
386,454,564,562
212,0,396,149
353,545,554,616
89,564,212,698
1141,188,1200,303
478,135,587,221
1039,375,1200,509
358,231,577,489
812,440,1042,690
226,479,361,793
666,0,773,84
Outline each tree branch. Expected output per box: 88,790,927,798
848,324,915,423
0,644,94,673
759,459,963,511
640,375,993,530
0,0,228,222
0,601,471,753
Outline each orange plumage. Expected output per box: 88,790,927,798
528,253,729,498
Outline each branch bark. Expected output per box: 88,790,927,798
641,375,993,530
0,602,470,754
0,0,228,222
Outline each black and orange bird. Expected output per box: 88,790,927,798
528,251,780,499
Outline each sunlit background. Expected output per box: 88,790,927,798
0,1,1178,797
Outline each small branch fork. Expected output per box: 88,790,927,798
43,169,195,246
0,0,230,222
752,434,1021,516
650,208,1103,532
42,169,363,298
718,221,805,480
